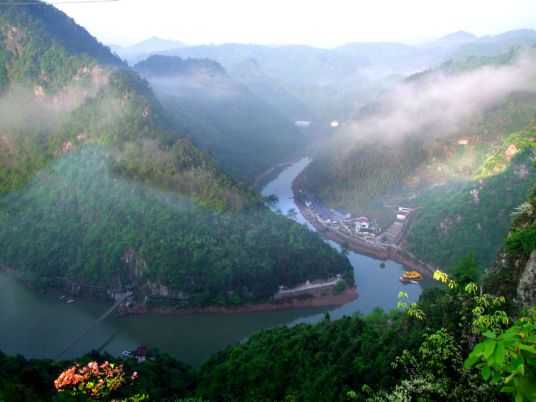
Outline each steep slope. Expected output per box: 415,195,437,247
149,43,435,119
407,127,536,268
484,182,536,308
135,55,307,182
0,0,121,93
299,49,536,269
227,57,314,121
0,3,254,209
0,1,353,306
1,197,535,401
450,29,536,63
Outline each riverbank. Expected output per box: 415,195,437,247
1,261,357,315
252,155,308,190
0,157,425,365
291,183,435,277
118,286,358,316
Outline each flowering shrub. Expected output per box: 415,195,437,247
54,361,138,400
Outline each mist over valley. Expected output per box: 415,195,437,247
0,1,535,400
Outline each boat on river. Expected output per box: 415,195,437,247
399,271,423,282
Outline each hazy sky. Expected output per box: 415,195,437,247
50,0,536,47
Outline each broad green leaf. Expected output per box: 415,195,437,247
501,385,515,393
483,331,496,339
518,377,536,401
484,341,496,359
464,352,480,367
517,345,536,354
494,342,506,366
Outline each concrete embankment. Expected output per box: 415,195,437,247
291,184,435,277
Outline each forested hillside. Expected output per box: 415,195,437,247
0,0,121,93
485,183,536,308
408,125,536,268
135,55,306,182
0,1,352,306
299,49,536,269
227,57,314,122
1,198,535,400
0,147,352,305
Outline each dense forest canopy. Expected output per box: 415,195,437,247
5,184,536,399
0,0,352,306
0,147,352,306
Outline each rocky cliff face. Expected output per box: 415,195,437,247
484,185,536,309
517,249,536,307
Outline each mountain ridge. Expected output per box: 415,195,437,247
135,54,308,182
0,0,352,307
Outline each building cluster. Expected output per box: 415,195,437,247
396,207,412,222
355,216,373,234
301,191,380,239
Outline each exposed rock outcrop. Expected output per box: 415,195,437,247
517,249,536,307
484,185,536,309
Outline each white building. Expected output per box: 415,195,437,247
356,217,370,232
295,120,311,128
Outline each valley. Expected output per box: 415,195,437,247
0,1,535,400
298,50,536,272
0,159,428,367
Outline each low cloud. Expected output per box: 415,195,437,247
341,50,536,146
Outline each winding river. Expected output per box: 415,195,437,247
0,158,433,367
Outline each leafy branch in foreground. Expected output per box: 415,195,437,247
465,309,536,402
392,269,535,401
397,291,426,321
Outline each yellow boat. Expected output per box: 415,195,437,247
400,271,423,282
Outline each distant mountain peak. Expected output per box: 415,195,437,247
441,31,476,39
138,36,185,46
479,29,536,42
424,31,477,49
231,57,266,78
135,54,226,78
116,37,187,56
